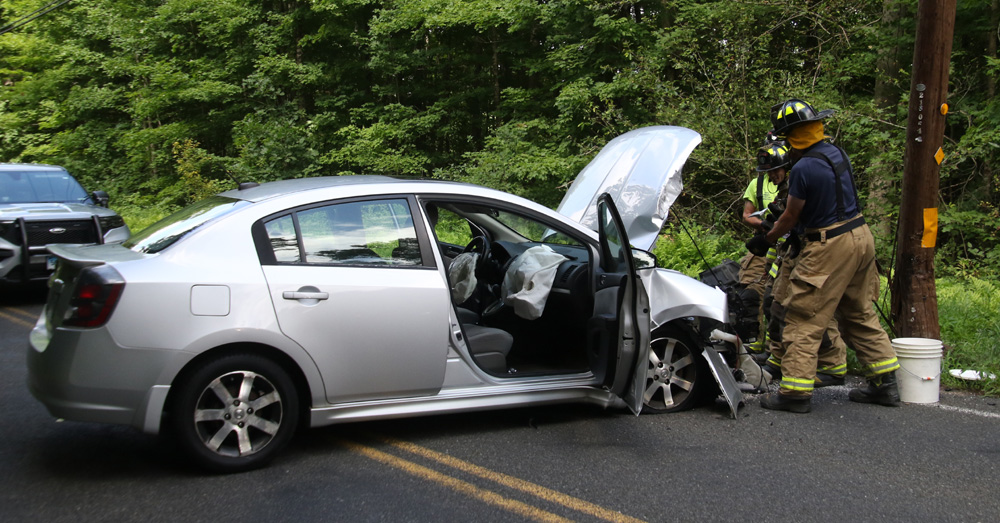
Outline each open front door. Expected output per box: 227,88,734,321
589,194,651,415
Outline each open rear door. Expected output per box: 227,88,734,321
589,194,650,415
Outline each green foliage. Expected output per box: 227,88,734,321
651,222,744,278
115,140,234,231
937,277,1000,395
935,203,1000,278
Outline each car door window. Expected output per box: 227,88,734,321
265,214,300,263
263,198,422,266
430,206,474,247
598,205,627,273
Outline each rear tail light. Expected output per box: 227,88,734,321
63,265,125,328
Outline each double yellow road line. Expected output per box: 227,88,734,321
342,436,646,523
0,306,37,328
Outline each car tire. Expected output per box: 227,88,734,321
642,324,711,413
171,352,300,473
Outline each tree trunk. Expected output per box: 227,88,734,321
870,0,909,244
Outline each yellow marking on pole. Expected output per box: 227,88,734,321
934,147,945,165
0,309,35,328
340,440,573,523
382,437,647,523
922,208,939,248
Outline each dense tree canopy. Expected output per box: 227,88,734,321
1,0,998,276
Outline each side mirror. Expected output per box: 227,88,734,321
631,248,658,269
91,190,110,207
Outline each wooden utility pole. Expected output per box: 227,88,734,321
891,0,957,339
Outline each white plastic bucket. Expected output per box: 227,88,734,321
891,338,943,404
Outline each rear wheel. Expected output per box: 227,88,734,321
642,324,710,413
172,353,300,473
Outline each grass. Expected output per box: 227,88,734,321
936,277,1000,395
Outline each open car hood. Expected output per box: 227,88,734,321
556,126,701,252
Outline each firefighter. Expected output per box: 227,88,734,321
747,99,900,413
738,141,788,294
735,141,789,353
758,136,848,389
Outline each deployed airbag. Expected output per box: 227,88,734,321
501,246,567,320
449,252,479,304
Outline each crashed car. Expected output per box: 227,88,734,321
1,163,130,284
28,126,742,473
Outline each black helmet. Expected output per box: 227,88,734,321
770,99,834,135
756,142,790,172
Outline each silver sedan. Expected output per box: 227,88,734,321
28,126,741,472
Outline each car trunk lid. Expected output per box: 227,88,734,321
43,244,140,330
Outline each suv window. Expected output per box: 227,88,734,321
263,198,421,266
1,169,88,204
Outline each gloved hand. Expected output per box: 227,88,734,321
760,216,774,233
746,234,773,257
786,233,802,259
767,200,785,218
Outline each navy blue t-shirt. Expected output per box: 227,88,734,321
787,142,859,229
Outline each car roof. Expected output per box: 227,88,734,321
219,175,488,203
0,163,68,172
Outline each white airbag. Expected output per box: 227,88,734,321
501,246,567,320
449,252,479,303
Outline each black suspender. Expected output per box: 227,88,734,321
755,172,766,211
802,144,861,221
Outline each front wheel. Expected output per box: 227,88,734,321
171,353,300,473
642,324,711,413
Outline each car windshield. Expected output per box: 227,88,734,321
0,170,89,204
125,196,248,254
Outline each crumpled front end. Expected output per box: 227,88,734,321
640,267,728,327
640,267,745,417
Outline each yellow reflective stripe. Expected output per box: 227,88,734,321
768,265,779,278
767,355,781,366
780,376,814,391
817,364,847,377
785,106,794,116
866,357,900,376
780,377,814,392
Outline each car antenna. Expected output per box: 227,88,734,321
221,170,259,190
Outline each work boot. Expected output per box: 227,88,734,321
760,392,811,413
814,373,846,388
848,371,901,406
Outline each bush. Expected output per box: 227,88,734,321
651,222,744,278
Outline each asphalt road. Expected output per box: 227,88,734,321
2,284,999,522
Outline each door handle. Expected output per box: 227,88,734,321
282,291,329,301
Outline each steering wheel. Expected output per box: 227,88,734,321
481,297,506,317
463,235,491,271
